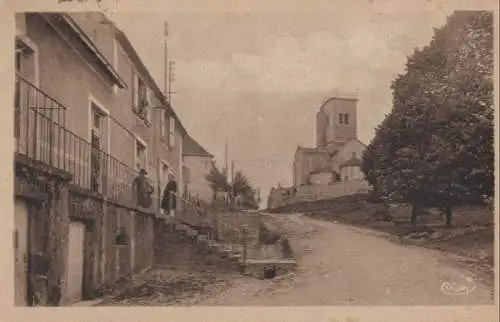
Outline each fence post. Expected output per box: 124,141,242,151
48,105,54,166
32,93,38,158
242,227,247,265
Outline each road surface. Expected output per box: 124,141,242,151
193,212,494,306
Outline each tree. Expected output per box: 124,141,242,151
232,171,252,196
205,162,229,198
231,171,259,209
362,11,494,227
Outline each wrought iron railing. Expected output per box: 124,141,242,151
14,74,158,212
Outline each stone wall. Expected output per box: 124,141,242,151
267,179,370,210
13,155,156,306
14,155,72,306
101,201,155,290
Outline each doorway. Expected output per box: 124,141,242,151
14,199,29,306
90,103,103,193
66,221,85,304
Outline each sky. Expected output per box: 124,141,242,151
106,0,495,207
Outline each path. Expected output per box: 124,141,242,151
194,212,494,306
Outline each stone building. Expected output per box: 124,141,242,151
293,95,367,186
182,134,214,203
13,12,187,306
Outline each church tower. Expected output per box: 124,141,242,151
316,95,358,151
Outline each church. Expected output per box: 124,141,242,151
293,94,367,186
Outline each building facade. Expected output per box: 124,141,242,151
13,12,187,306
293,95,366,186
182,134,214,203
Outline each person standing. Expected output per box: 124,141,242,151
161,173,178,217
133,169,153,208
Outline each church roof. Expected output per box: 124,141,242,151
183,134,214,157
329,138,367,158
296,146,328,154
340,156,362,168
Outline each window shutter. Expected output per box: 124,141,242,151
146,87,152,106
161,110,166,137
169,117,175,147
132,74,139,108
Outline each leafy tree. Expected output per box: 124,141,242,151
362,11,494,227
205,162,229,196
231,171,259,209
232,171,252,196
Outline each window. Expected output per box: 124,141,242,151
92,110,101,131
161,162,169,188
112,38,119,94
161,110,169,141
338,113,349,124
132,73,150,120
89,100,109,150
352,152,356,158
88,99,109,193
15,50,22,72
169,117,175,148
135,138,147,171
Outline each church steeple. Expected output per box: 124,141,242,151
316,94,358,151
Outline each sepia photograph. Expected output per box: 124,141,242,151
7,0,498,315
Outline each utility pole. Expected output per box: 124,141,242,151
224,141,228,178
168,61,176,103
231,160,235,205
163,22,177,103
231,160,234,182
163,21,168,97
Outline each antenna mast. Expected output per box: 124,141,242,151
163,21,168,97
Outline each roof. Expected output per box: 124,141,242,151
106,15,187,136
183,134,214,157
324,141,344,151
329,138,367,158
319,94,359,112
340,156,362,168
40,13,127,89
296,146,328,154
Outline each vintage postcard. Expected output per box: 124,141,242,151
1,0,499,321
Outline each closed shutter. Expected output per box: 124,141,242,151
132,74,139,109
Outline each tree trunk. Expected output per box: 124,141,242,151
445,205,453,228
410,203,418,225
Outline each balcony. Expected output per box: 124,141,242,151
14,74,157,212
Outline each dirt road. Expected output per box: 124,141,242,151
194,212,494,306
